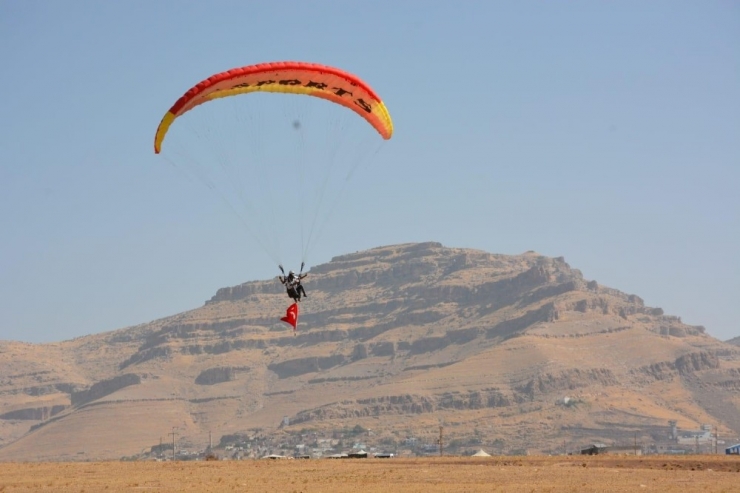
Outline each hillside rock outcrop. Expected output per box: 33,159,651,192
0,405,67,421
632,351,721,383
515,369,619,399
289,390,512,425
71,374,141,406
195,367,235,385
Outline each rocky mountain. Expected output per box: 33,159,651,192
0,242,738,460
726,336,740,346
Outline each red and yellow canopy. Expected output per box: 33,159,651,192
154,61,393,153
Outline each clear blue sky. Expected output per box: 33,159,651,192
1,1,738,343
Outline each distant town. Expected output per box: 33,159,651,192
128,420,740,462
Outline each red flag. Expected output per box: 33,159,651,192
280,303,299,331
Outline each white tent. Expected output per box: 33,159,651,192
472,449,491,457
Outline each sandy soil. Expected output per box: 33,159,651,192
0,456,738,492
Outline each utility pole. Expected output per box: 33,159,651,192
438,424,443,456
715,425,718,454
169,427,178,461
159,436,163,459
634,432,638,456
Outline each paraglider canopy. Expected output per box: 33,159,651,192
154,61,393,154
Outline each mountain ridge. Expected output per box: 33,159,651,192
0,242,738,460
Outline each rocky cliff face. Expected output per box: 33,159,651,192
0,242,738,461
195,367,238,385
70,374,141,407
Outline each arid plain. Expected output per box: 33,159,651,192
0,456,738,492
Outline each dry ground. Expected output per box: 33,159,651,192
0,456,739,492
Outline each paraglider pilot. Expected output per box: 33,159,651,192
280,270,308,302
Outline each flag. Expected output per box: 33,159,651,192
281,303,299,331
